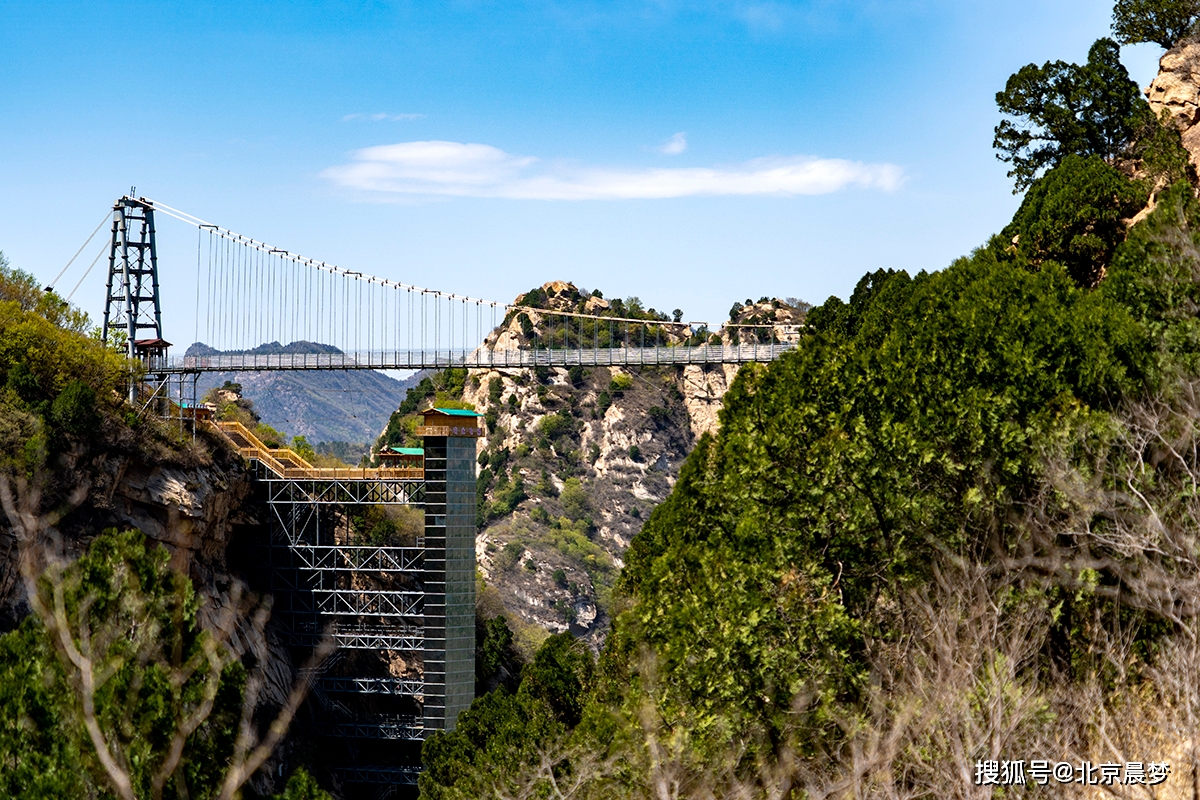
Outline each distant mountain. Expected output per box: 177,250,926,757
187,341,420,449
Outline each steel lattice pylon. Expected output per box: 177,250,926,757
102,195,164,359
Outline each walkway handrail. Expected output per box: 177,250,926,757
209,421,423,480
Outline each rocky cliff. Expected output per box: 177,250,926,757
455,283,806,649
1149,36,1200,169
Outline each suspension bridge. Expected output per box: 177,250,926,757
68,194,798,797
81,195,800,379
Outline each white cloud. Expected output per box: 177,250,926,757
322,140,904,200
660,131,688,155
342,112,426,122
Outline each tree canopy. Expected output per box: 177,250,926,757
996,153,1147,286
0,530,246,799
1113,0,1200,47
994,38,1152,191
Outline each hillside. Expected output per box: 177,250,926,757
187,341,420,455
374,283,807,648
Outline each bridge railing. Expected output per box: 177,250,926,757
166,343,797,373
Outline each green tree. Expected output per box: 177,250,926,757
420,634,594,800
290,435,317,463
997,154,1147,286
610,251,1147,758
560,478,590,521
50,380,97,436
0,530,247,800
270,768,332,800
1113,0,1200,47
994,38,1152,191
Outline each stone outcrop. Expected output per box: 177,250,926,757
458,286,808,646
1148,36,1200,169
681,363,742,439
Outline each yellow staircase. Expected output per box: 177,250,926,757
210,421,423,480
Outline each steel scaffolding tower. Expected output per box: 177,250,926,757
226,423,479,795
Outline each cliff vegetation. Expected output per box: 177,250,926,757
419,2,1200,798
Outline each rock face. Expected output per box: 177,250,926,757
0,430,257,629
458,282,807,647
681,363,742,439
1148,36,1200,169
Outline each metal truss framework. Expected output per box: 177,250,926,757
319,715,425,741
271,587,424,618
332,766,421,786
278,621,426,651
321,676,424,697
287,545,424,573
249,453,432,789
258,472,425,505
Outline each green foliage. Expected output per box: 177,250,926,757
270,768,332,800
420,634,594,800
0,253,92,333
1103,180,1200,373
537,411,575,442
0,272,127,417
516,634,595,728
994,38,1153,191
995,154,1147,286
552,568,568,589
0,616,88,797
608,373,633,393
0,530,247,799
627,444,641,461
350,504,422,546
50,380,98,438
536,469,559,498
610,252,1146,757
484,476,527,523
647,405,670,425
497,542,525,572
488,377,503,405
1112,0,1200,47
477,616,518,692
595,390,612,418
560,477,590,521
1139,109,1196,188
255,423,285,448
290,435,317,463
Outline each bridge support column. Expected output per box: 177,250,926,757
422,435,477,733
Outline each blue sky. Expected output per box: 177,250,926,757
0,1,1167,344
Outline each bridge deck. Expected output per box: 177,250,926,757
157,343,796,373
